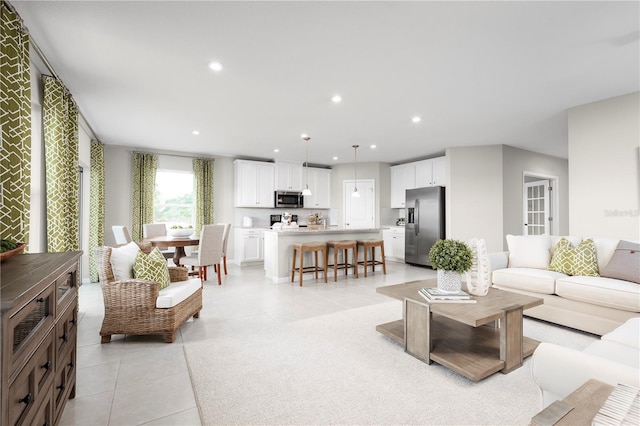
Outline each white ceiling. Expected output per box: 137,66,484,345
12,1,640,165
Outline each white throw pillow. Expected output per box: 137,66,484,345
109,241,141,281
506,234,551,269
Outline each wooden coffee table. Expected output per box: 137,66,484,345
530,379,615,426
376,279,544,381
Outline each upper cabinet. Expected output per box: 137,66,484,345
304,168,331,209
390,163,415,208
415,157,446,187
390,156,446,208
234,160,275,207
275,161,303,191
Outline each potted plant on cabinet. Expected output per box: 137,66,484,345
428,239,473,293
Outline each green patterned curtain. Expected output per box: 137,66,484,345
132,153,157,241
193,158,214,235
43,76,79,252
89,141,104,282
0,1,31,246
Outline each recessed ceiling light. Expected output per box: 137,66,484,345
208,61,223,72
192,130,200,135
333,156,338,161
412,116,421,123
331,94,342,103
273,148,280,153
370,145,376,149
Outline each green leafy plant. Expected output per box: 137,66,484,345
170,225,193,229
428,239,472,273
1,239,19,253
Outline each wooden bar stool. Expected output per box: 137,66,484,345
291,242,328,286
357,239,387,277
326,240,358,281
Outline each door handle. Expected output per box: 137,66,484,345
415,200,420,235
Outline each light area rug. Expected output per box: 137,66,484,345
184,301,597,425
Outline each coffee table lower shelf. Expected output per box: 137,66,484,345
376,316,540,382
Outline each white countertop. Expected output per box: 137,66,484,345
265,227,380,234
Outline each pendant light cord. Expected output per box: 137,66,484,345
302,135,311,195
352,144,359,195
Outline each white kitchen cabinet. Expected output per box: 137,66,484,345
390,163,415,208
275,161,303,191
391,156,446,208
415,156,446,187
234,160,275,207
234,228,264,265
383,227,405,261
304,167,331,209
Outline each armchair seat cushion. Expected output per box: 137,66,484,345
157,278,202,308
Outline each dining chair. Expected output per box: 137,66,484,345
180,224,225,284
217,223,232,275
143,223,173,259
112,225,132,245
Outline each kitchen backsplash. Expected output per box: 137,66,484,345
381,208,405,226
235,207,405,228
235,208,332,227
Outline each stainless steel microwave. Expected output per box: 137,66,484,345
274,191,304,208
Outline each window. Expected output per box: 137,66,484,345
154,170,194,227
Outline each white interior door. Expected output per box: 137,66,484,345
523,180,550,235
344,179,375,228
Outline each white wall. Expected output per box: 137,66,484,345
446,146,504,252
103,146,132,245
446,145,569,252
78,122,91,281
502,145,569,237
28,63,46,253
212,156,235,232
568,92,640,240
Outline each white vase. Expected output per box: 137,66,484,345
465,237,491,296
437,269,462,293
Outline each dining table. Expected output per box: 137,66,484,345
143,235,200,266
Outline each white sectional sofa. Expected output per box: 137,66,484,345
489,235,640,335
531,317,640,408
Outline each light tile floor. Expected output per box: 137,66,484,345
61,260,436,425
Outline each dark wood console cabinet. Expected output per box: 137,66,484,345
1,251,82,426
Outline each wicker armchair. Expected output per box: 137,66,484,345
95,242,202,343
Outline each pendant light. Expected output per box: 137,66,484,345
301,135,312,196
352,144,360,198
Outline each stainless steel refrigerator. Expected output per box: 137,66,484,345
405,186,445,267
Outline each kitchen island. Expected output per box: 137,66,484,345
263,227,382,282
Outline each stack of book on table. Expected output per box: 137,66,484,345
418,287,477,303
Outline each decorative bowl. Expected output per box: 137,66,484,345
0,242,26,261
167,228,194,238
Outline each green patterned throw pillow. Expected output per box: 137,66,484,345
133,247,171,289
549,238,599,276
568,238,599,276
549,238,572,273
